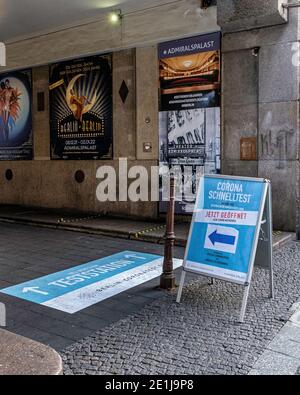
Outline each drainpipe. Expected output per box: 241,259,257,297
282,2,300,8
282,2,300,237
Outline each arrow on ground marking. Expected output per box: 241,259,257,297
22,287,49,296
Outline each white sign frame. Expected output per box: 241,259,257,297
176,175,273,323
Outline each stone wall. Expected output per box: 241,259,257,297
0,48,160,219
217,0,288,32
0,1,220,219
1,0,299,230
3,0,218,71
219,2,299,231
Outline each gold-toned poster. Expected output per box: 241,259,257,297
49,54,112,160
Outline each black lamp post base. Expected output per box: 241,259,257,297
160,273,176,290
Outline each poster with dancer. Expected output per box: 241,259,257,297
49,54,112,160
0,70,33,160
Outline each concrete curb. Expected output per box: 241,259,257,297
0,329,63,375
0,215,294,248
0,215,187,246
249,302,300,375
272,232,295,249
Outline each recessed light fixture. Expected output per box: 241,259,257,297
109,10,122,24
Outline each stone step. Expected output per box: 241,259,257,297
0,205,295,248
0,329,62,375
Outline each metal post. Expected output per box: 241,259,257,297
267,184,274,299
176,270,186,303
239,284,251,323
160,175,176,290
269,255,274,299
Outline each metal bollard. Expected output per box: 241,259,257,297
160,175,176,290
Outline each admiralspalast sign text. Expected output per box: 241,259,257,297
158,31,221,59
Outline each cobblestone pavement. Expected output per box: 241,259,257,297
0,222,185,350
62,241,300,375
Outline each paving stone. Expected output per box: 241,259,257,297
61,241,300,375
0,222,178,351
249,350,300,375
266,333,300,360
0,222,299,375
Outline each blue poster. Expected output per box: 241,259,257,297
0,69,32,160
185,176,266,284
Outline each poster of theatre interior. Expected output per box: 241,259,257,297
159,32,221,215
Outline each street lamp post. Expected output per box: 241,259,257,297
160,175,176,290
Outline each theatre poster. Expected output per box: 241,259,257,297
158,32,221,214
0,69,33,160
49,54,113,160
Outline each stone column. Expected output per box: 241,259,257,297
32,66,50,160
218,0,300,231
135,46,159,161
113,49,136,160
218,0,287,32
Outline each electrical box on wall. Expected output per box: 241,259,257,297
240,137,257,161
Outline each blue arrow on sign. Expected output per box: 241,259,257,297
209,230,236,246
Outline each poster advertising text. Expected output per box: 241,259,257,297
158,32,221,214
159,32,221,112
159,108,220,214
49,55,112,160
0,70,33,160
185,177,265,284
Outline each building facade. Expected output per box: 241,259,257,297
0,0,299,232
